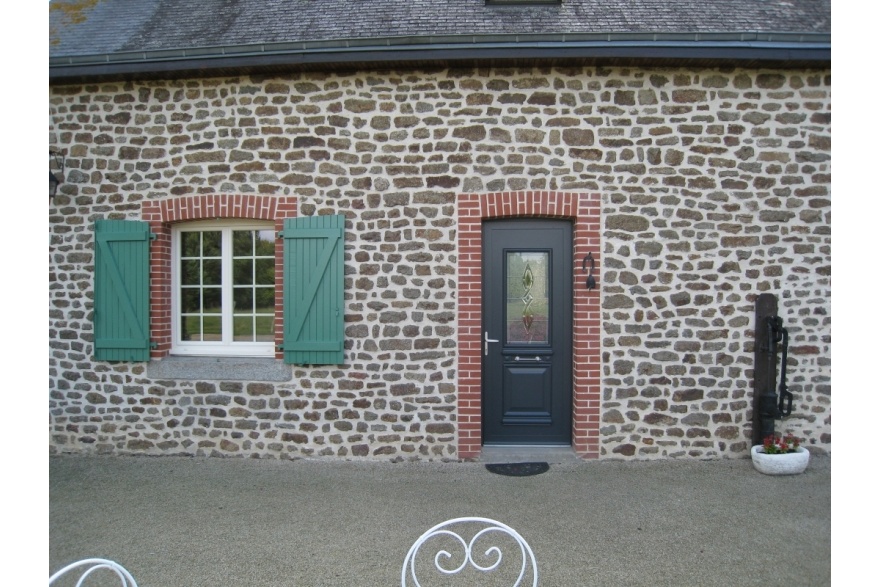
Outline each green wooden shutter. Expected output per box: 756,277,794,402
282,214,345,365
94,219,153,361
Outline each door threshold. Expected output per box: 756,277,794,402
478,445,581,464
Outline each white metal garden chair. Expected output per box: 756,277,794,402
49,558,138,587
401,517,538,586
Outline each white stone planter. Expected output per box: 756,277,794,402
750,445,810,475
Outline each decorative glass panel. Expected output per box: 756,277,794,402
506,251,549,344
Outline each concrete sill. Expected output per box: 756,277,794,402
146,356,292,382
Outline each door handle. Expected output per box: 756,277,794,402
484,332,499,356
514,356,542,362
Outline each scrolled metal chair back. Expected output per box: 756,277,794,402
49,558,138,587
401,517,538,586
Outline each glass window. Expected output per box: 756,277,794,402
172,221,275,356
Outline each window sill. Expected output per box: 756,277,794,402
147,356,292,382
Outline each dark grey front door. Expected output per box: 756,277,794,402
482,219,573,445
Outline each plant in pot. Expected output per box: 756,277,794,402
751,432,810,475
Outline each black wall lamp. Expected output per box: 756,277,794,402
581,252,597,290
50,150,65,201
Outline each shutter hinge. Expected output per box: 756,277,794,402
276,231,284,239
150,341,158,349
149,232,157,241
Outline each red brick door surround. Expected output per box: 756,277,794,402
457,192,602,460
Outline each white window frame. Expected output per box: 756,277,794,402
170,219,276,357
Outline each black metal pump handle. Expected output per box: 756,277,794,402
777,323,792,417
779,389,793,418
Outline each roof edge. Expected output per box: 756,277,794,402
50,32,832,83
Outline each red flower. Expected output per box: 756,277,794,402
761,433,803,454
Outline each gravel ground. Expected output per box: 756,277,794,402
49,453,831,586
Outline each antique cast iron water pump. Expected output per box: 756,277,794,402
752,293,793,445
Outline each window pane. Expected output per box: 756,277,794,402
202,259,221,285
202,315,221,340
234,288,254,312
233,230,253,256
255,258,274,285
202,231,221,256
233,258,253,285
255,230,275,256
181,260,200,285
181,288,201,313
180,315,200,341
181,232,201,257
255,316,274,340
233,316,254,341
203,287,222,314
255,287,274,313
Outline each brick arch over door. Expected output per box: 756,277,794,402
457,192,602,459
142,194,298,358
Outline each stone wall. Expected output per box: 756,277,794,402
49,65,831,460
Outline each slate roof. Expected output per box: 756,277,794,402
49,0,831,82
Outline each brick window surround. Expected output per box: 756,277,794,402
142,195,298,359
457,192,602,460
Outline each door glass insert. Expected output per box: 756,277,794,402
506,251,549,344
